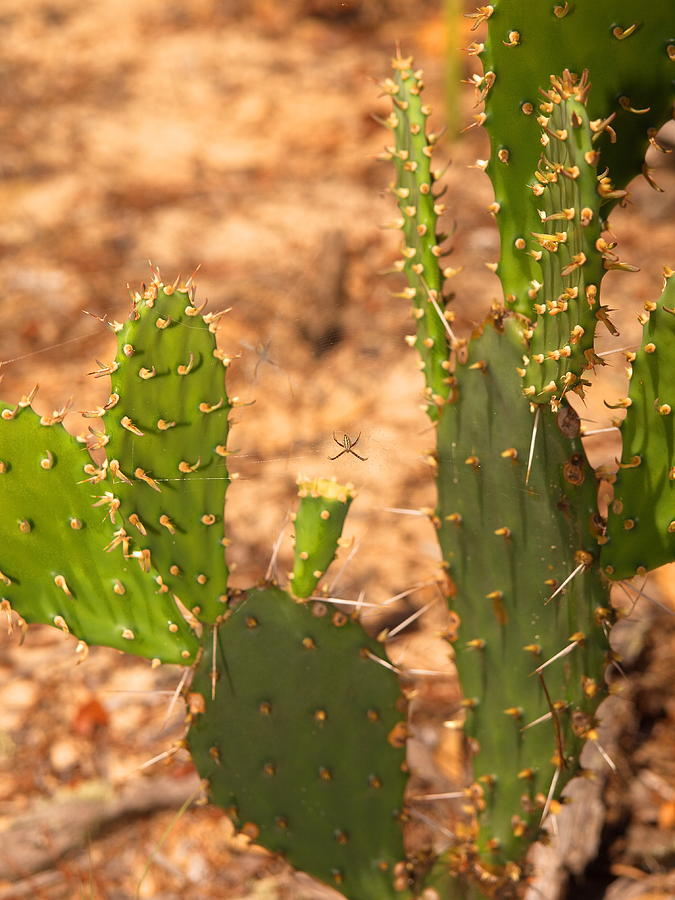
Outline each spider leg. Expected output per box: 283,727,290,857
350,450,368,461
332,431,343,448
329,449,347,461
350,432,362,448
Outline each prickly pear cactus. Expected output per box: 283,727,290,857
381,0,675,886
518,71,606,407
435,315,608,869
382,53,619,894
381,56,452,419
104,279,232,624
3,5,675,895
0,272,411,900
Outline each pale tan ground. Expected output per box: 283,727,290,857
0,2,674,898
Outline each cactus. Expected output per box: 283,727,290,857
378,0,674,892
517,71,606,406
0,272,410,900
383,58,611,891
103,279,233,624
385,57,451,420
2,2,675,898
435,317,608,869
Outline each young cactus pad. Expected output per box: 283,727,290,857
187,587,411,900
518,72,605,408
291,477,355,599
0,401,198,664
381,56,452,419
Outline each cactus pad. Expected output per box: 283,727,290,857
187,586,410,900
104,277,231,624
601,271,675,580
519,72,605,408
380,55,452,419
435,312,609,873
291,477,355,599
0,402,198,664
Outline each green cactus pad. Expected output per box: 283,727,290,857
291,477,355,599
601,271,675,580
187,587,410,900
0,403,198,664
519,73,605,407
381,55,452,419
104,278,231,624
436,312,609,873
480,1,675,315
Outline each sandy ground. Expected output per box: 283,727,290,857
0,2,674,898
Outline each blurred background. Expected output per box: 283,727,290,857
1,1,674,898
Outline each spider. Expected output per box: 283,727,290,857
328,431,368,461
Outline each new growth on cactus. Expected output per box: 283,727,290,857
291,477,355,598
